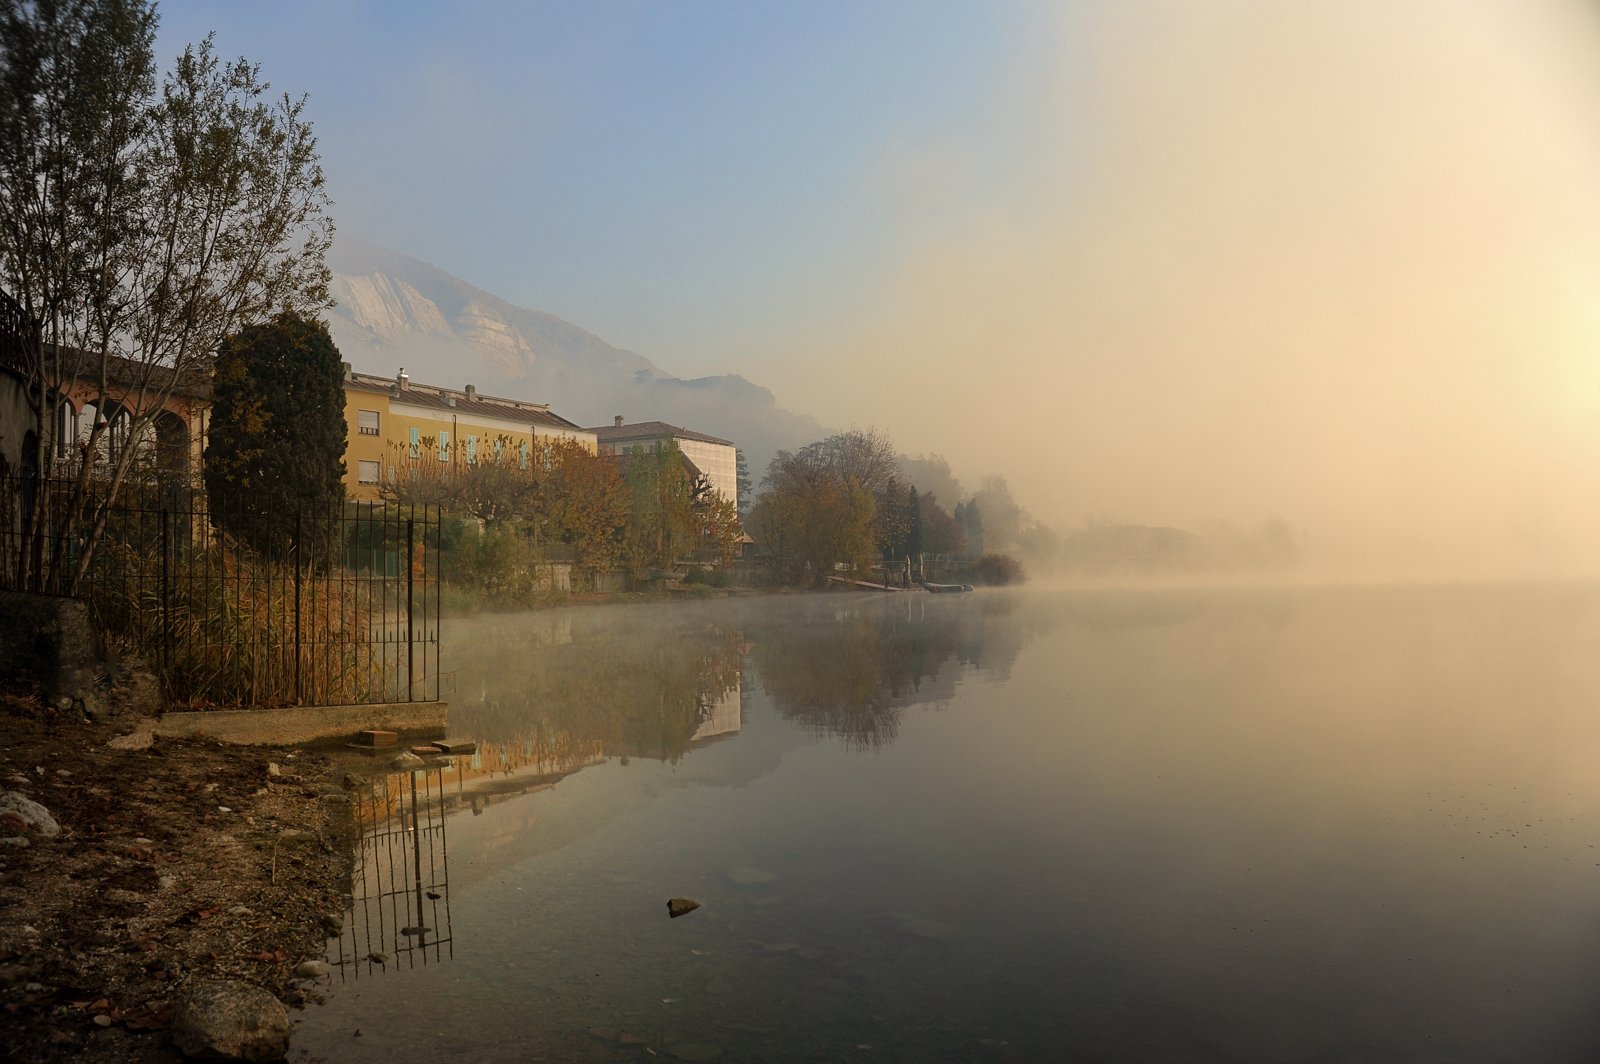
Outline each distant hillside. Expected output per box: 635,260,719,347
326,238,826,475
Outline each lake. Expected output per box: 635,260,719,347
295,584,1600,1062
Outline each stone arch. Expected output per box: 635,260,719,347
153,410,188,474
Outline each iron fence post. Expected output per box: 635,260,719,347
406,516,415,702
294,508,303,704
410,770,426,942
161,506,170,673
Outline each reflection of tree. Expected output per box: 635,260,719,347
749,596,1037,751
448,618,743,768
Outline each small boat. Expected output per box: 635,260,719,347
920,582,974,593
646,568,688,582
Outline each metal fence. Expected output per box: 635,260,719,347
0,475,440,707
333,766,454,980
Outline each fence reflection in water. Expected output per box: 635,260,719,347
335,766,454,980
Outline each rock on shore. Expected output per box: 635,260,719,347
170,981,292,1062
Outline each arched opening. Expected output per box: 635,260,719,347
153,411,188,475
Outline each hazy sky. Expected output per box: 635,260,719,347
156,0,1600,575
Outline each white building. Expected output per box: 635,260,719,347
587,417,738,504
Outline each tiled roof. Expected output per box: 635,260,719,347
613,449,703,481
348,372,585,431
586,420,733,447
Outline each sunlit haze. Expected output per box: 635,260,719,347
157,0,1600,576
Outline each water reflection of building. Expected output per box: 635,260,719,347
690,683,741,744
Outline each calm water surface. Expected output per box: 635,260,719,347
297,585,1600,1062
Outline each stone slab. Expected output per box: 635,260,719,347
153,702,447,747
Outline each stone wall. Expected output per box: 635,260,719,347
0,589,105,717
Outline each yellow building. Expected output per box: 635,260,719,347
342,366,596,499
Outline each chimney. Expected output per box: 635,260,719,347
341,361,352,380
465,384,476,402
446,394,456,408
397,368,409,391
614,415,624,429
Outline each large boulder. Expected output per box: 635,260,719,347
0,793,59,837
170,981,291,1062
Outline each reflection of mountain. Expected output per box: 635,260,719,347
326,238,827,476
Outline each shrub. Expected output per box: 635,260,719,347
683,566,730,588
975,553,1025,586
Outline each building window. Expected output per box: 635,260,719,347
358,409,380,436
438,430,450,462
466,435,477,463
357,460,381,484
494,438,503,463
520,442,528,469
409,427,420,458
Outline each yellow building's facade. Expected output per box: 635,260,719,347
341,368,596,500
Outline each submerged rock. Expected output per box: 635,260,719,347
170,980,291,1062
667,897,701,919
294,960,329,979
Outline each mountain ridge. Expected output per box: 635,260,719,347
326,238,826,473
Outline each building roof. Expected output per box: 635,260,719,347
346,370,586,432
585,420,733,447
613,448,704,482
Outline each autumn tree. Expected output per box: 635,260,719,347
620,441,701,571
539,437,628,573
379,433,539,522
750,447,875,586
695,488,743,566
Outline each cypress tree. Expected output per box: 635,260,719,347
204,312,348,558
906,486,923,559
966,500,984,559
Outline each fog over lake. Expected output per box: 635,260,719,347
298,586,1600,1062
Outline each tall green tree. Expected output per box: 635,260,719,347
964,500,984,559
735,447,752,517
204,312,345,556
905,485,923,559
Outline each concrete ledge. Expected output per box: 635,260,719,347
153,701,448,747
